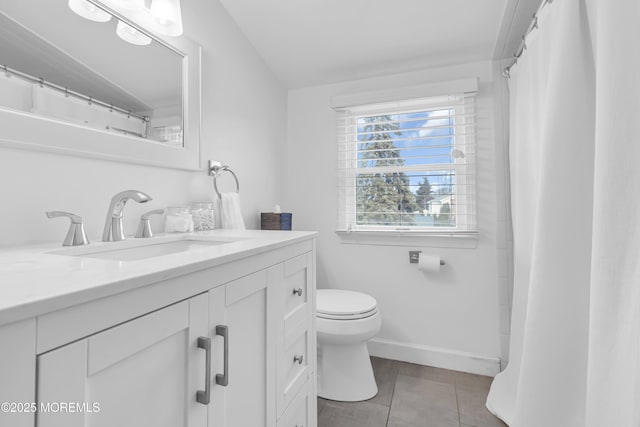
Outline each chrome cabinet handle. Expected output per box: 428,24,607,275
196,337,211,405
293,354,304,365
216,325,229,386
293,288,303,296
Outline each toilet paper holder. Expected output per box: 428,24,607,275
409,251,446,265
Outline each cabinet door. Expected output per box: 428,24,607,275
37,294,209,427
0,319,36,427
209,268,276,427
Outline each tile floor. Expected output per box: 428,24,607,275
317,357,507,427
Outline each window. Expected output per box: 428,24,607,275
336,88,476,234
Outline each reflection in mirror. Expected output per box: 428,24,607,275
0,0,184,146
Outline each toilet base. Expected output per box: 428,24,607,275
317,341,378,402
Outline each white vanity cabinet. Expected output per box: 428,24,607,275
208,252,317,427
37,295,209,427
0,234,317,427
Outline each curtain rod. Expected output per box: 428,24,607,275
502,0,554,78
1,64,149,122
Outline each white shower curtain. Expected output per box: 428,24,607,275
585,0,640,424
486,0,640,425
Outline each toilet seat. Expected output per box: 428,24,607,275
317,289,378,320
317,308,377,320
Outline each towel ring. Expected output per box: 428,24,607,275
210,164,240,198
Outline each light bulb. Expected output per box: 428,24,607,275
68,0,112,22
116,20,151,45
149,0,183,36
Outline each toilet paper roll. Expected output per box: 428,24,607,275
418,254,441,273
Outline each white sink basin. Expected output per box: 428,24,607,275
49,238,236,262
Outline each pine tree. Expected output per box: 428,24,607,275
436,202,453,226
415,177,433,211
356,115,418,226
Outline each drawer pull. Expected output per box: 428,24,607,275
293,287,303,296
196,337,211,405
216,325,229,386
293,354,304,365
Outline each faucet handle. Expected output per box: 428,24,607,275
46,211,90,246
135,209,164,238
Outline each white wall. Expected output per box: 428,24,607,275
0,0,513,376
0,0,287,247
286,61,510,375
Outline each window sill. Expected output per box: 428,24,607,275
334,230,479,249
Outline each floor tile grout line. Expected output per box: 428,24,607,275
454,379,462,427
384,361,399,427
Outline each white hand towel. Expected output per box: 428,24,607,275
220,193,246,230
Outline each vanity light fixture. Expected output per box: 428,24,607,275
149,0,183,36
116,20,152,45
104,0,145,11
68,0,112,22
103,0,184,37
69,0,183,47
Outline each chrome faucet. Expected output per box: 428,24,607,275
102,190,152,242
135,209,164,239
46,211,90,246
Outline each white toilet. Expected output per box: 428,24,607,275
316,289,382,401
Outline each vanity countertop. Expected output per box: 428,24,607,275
0,230,317,326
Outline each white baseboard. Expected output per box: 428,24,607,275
367,337,501,377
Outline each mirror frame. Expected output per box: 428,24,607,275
0,1,201,171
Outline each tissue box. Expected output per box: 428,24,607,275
261,213,292,230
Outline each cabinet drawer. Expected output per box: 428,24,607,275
280,326,310,412
284,329,309,393
283,254,310,318
284,303,308,348
278,380,312,427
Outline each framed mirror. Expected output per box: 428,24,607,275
0,0,201,170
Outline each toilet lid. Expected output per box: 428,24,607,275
316,289,377,319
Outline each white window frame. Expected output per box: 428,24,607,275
334,80,478,237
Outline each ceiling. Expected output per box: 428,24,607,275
219,0,526,89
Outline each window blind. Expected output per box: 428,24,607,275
336,92,477,233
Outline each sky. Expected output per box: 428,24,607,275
357,108,456,194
